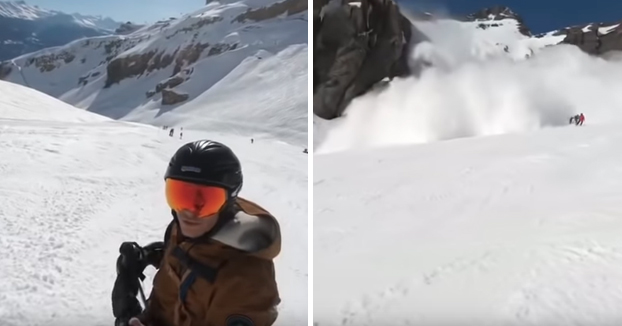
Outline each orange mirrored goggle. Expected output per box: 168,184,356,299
165,178,228,218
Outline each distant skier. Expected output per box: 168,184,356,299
179,131,183,140
169,128,174,137
251,138,254,144
578,113,585,126
303,148,308,154
570,114,581,126
111,140,282,326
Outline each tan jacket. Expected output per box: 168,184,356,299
139,197,282,326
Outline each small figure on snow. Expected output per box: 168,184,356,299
251,138,254,144
169,128,174,137
569,114,585,126
111,140,281,326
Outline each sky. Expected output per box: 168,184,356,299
398,0,622,34
24,0,206,24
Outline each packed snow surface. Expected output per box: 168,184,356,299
315,120,622,325
314,15,622,326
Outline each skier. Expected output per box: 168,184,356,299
251,138,254,144
570,114,580,126
579,113,585,126
169,128,174,137
112,140,282,326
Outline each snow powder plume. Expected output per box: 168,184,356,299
315,17,622,154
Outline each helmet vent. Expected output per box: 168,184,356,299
181,166,201,173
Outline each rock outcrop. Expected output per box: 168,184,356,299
551,22,622,55
232,0,307,23
161,89,189,105
115,22,144,35
104,42,211,88
314,0,425,120
463,6,532,36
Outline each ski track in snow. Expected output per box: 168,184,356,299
0,115,307,324
315,125,622,326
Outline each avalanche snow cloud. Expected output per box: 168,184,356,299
315,17,622,153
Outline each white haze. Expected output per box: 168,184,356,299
315,18,622,154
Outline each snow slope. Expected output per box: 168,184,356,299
315,124,622,325
0,80,307,326
314,13,622,326
1,0,308,146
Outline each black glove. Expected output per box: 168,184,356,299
112,241,165,326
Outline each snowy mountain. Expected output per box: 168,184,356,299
314,5,622,326
548,21,622,55
0,1,123,61
409,5,622,61
0,0,308,146
0,79,308,326
0,1,119,31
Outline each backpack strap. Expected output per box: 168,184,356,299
163,216,175,249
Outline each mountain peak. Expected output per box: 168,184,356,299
0,0,55,20
463,6,531,36
0,1,122,32
465,5,522,22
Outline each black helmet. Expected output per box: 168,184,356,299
164,140,243,199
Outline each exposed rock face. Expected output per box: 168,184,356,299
314,0,425,120
115,22,144,35
105,51,162,88
104,42,212,88
232,0,307,23
156,75,185,93
551,22,622,55
161,89,189,105
20,51,76,73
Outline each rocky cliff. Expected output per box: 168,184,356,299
313,0,423,120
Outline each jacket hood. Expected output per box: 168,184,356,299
211,197,281,260
170,197,281,260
